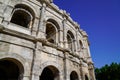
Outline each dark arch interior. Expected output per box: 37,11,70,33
47,19,60,30
70,71,79,80
85,75,89,80
40,66,59,80
79,40,83,50
0,60,22,80
46,23,56,43
11,10,31,28
67,31,75,51
40,67,54,80
67,31,75,39
67,33,72,50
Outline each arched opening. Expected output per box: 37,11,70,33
0,58,24,80
10,4,35,28
46,19,60,44
85,75,89,80
11,10,32,28
70,71,79,80
67,30,75,51
67,33,72,50
40,66,59,80
46,22,56,43
79,40,83,51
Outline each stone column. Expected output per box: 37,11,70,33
71,39,74,52
59,29,64,47
31,42,42,80
76,29,80,51
55,30,59,45
31,61,40,80
31,18,39,36
83,37,91,58
31,74,39,80
74,31,78,51
88,63,96,80
0,3,5,23
73,39,78,54
37,3,46,39
23,76,30,80
80,60,84,80
2,5,13,25
62,18,67,49
63,52,69,80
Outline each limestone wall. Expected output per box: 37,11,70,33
0,0,96,80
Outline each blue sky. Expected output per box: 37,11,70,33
54,0,120,68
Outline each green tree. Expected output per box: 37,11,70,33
95,62,120,80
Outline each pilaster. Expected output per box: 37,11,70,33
73,39,78,55
37,3,46,39
88,63,96,80
63,52,70,80
76,28,80,51
31,18,39,36
62,17,67,49
80,60,84,80
31,42,42,80
59,29,64,47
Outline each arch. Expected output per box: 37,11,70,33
0,58,24,80
40,61,61,74
85,75,89,80
0,53,29,76
45,17,62,30
47,19,60,30
67,30,75,39
40,65,60,80
46,19,60,44
10,4,35,28
14,1,38,17
70,71,79,80
67,30,75,51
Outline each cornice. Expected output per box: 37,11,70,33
39,0,80,29
0,25,70,53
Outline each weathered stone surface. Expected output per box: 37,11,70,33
0,0,96,80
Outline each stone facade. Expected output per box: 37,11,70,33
0,0,96,80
